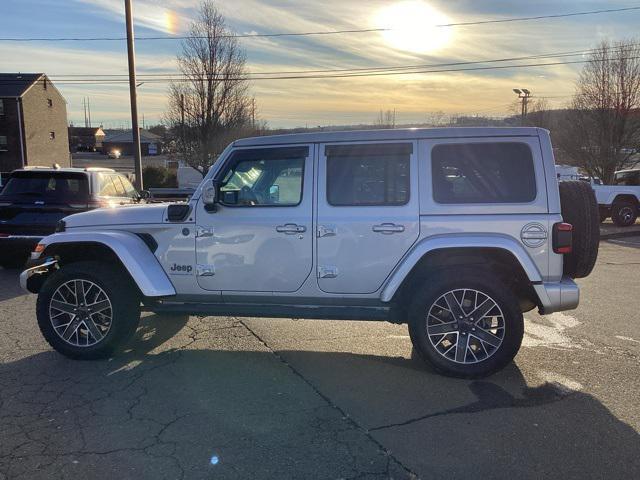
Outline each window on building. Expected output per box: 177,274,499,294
326,143,411,206
431,142,536,204
47,99,53,108
0,136,7,152
49,132,55,140
0,99,4,116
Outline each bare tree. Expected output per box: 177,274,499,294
373,109,396,129
165,1,253,170
556,40,640,183
525,98,554,130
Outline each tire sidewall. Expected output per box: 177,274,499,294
36,262,140,359
408,270,524,378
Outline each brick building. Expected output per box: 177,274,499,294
68,126,106,152
0,73,70,172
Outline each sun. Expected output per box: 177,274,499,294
374,1,453,55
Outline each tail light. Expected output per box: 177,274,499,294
553,223,573,254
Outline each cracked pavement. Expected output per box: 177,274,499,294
1,240,639,479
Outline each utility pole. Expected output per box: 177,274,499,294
180,93,185,159
513,88,531,126
125,0,143,190
87,97,92,127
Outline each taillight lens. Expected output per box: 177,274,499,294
553,222,573,254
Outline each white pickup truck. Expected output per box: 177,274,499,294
593,169,640,226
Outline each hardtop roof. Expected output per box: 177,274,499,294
233,127,544,147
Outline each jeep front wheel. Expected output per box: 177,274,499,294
408,270,523,378
36,261,141,359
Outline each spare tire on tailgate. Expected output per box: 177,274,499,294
558,181,599,278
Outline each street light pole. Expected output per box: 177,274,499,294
125,0,143,190
513,88,532,126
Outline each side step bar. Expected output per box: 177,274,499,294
148,301,392,322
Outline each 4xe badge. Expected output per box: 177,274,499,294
170,263,193,275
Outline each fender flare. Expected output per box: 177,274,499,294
39,230,176,297
380,234,542,302
607,191,640,206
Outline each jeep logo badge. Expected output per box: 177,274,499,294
170,263,193,274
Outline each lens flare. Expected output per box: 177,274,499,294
164,10,179,35
374,1,453,54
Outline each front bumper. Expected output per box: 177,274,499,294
534,276,580,314
19,258,58,294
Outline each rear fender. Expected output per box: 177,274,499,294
37,230,176,297
380,234,542,302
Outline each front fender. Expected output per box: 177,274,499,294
380,234,542,302
38,230,176,297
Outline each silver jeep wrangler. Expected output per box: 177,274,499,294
20,127,599,378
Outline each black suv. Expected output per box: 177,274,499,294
0,167,144,268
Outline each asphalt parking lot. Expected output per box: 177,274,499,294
1,240,639,479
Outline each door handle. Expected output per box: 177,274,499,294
276,223,306,234
372,223,405,234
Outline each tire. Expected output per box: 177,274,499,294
408,269,524,378
558,181,599,279
36,261,140,359
611,200,638,227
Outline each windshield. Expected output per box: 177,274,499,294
1,172,89,201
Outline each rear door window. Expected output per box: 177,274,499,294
431,142,536,204
326,143,411,206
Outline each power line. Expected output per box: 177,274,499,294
34,41,640,81
45,47,606,78
0,55,632,85
1,6,639,42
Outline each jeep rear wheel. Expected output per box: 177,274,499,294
36,261,140,359
408,270,523,378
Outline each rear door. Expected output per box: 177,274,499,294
316,141,419,294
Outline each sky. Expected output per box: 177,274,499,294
2,0,639,128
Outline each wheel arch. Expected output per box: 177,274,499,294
38,231,176,298
381,235,543,311
612,194,639,206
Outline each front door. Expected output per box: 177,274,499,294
316,141,420,294
195,145,314,292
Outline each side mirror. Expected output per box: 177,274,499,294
202,180,219,211
139,190,151,200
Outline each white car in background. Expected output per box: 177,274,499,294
593,169,640,226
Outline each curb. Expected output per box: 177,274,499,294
600,231,640,240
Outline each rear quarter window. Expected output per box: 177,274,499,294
431,142,536,204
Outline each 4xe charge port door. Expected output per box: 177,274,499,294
195,145,314,293
317,142,419,294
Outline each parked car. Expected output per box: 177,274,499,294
107,150,121,159
20,127,599,378
0,167,147,268
592,168,640,226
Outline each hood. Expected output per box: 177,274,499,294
64,203,167,228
